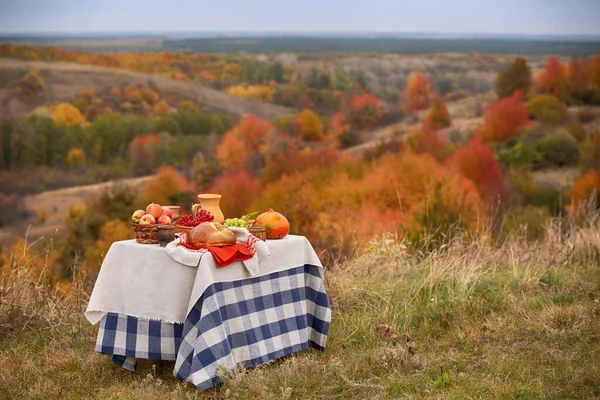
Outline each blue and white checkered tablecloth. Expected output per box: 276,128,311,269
95,264,331,390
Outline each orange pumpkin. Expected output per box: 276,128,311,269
256,208,290,239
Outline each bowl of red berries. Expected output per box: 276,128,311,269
175,209,215,235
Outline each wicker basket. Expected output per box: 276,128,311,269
248,224,267,241
131,223,159,244
175,225,194,236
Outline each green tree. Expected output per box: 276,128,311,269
271,62,285,83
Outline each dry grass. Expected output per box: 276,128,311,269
1,214,599,399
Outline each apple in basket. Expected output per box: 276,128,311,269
161,206,173,219
146,203,163,219
139,214,156,225
157,215,172,225
131,209,146,223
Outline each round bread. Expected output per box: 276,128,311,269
188,221,236,247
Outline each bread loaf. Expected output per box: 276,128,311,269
188,222,236,247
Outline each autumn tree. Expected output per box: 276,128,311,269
208,170,262,217
66,147,86,169
451,134,506,204
481,97,529,142
427,97,451,129
566,168,600,214
144,166,195,206
15,69,45,99
345,93,383,129
216,115,274,172
408,118,446,161
129,134,161,173
327,112,349,141
52,103,86,126
295,109,324,141
402,73,434,111
495,57,532,98
567,57,588,101
535,56,567,99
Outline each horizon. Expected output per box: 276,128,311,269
1,0,599,36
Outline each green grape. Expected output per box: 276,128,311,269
225,217,249,228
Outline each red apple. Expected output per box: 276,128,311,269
157,215,172,225
146,203,163,219
161,207,173,219
139,214,156,225
131,209,146,223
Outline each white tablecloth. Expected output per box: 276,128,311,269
85,235,322,324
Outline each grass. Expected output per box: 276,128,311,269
1,216,600,399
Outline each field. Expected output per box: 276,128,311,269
1,37,600,399
1,217,599,399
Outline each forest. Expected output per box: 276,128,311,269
0,42,599,279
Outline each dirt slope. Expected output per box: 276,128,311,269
0,58,294,119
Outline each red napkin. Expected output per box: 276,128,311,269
178,241,253,268
206,244,254,268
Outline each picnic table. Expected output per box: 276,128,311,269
85,235,331,390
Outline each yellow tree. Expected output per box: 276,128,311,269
52,103,86,126
427,97,451,129
66,147,86,169
295,109,324,141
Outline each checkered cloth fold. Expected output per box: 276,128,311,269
95,264,331,390
95,313,184,371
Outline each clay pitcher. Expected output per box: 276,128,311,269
196,193,225,223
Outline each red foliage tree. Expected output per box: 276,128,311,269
451,134,506,204
216,115,274,171
402,73,434,111
409,118,446,161
536,56,567,99
130,134,161,171
208,170,262,217
344,93,383,129
566,168,600,215
262,147,343,184
567,57,588,99
481,97,529,142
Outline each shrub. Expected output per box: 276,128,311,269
579,132,600,172
526,95,568,126
500,206,551,241
537,129,579,167
339,129,362,148
568,122,587,142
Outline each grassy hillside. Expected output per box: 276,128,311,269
0,59,294,119
1,214,599,399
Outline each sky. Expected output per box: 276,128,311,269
0,0,599,36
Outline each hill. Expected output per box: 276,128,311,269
0,58,294,119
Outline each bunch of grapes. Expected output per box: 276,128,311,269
177,210,214,227
225,218,249,228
